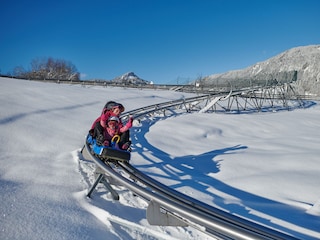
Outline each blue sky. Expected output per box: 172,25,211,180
1,0,319,84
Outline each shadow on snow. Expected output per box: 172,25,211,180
131,114,320,239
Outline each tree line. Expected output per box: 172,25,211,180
12,57,80,81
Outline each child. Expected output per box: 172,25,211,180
91,102,133,150
90,102,125,131
102,116,121,147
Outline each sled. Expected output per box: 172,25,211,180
86,134,130,162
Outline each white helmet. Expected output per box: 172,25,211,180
108,116,119,123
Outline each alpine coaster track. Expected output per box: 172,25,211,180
80,87,311,240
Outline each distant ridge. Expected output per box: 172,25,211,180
204,45,320,95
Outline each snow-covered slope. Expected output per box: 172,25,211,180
1,77,320,240
205,45,320,95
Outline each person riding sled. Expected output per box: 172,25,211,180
90,101,133,150
102,116,132,150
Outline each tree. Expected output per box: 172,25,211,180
13,66,26,78
16,57,80,81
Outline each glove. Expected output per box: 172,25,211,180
89,129,94,136
129,115,133,123
126,115,134,128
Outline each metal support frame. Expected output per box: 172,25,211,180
87,173,104,198
147,200,188,227
87,173,119,200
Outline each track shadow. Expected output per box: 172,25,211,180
130,115,320,239
0,101,99,125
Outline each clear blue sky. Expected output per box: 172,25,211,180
1,0,319,84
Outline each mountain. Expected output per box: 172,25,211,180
111,72,151,85
203,45,320,96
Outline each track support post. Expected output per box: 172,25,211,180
87,173,119,200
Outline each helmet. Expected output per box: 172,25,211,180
108,116,119,123
104,101,125,112
104,101,118,110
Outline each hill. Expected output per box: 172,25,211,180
111,72,151,85
203,45,320,95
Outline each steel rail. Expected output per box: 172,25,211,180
83,92,306,239
121,94,211,119
84,140,298,240
118,161,298,240
120,85,295,120
121,91,234,119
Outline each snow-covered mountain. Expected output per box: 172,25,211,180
111,72,151,85
204,45,320,95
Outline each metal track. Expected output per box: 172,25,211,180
81,88,308,239
119,84,310,122
83,139,298,240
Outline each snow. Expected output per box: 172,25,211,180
1,77,320,240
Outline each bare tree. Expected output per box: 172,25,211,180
17,57,80,81
13,66,26,78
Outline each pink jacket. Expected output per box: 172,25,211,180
103,126,120,142
90,110,133,132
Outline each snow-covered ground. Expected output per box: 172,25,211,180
1,77,320,240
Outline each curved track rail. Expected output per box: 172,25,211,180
82,138,298,240
81,90,309,239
